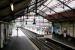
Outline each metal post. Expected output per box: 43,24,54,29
16,27,18,38
35,0,38,15
22,16,24,26
27,6,29,19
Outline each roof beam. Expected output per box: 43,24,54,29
40,0,52,11
37,9,58,21
58,0,73,10
42,4,59,19
43,5,57,13
0,0,45,21
43,4,69,19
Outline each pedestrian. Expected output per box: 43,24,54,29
63,28,67,37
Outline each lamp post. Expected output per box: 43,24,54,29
16,27,18,38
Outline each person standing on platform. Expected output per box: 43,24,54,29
63,28,67,37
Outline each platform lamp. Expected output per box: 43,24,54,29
33,13,36,24
25,15,28,25
25,5,29,25
26,14,28,25
33,0,38,24
26,20,27,25
26,5,29,19
33,9,36,25
33,18,36,24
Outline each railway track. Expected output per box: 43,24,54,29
20,27,73,50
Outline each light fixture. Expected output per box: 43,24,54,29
26,20,27,25
33,18,36,24
10,3,14,11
